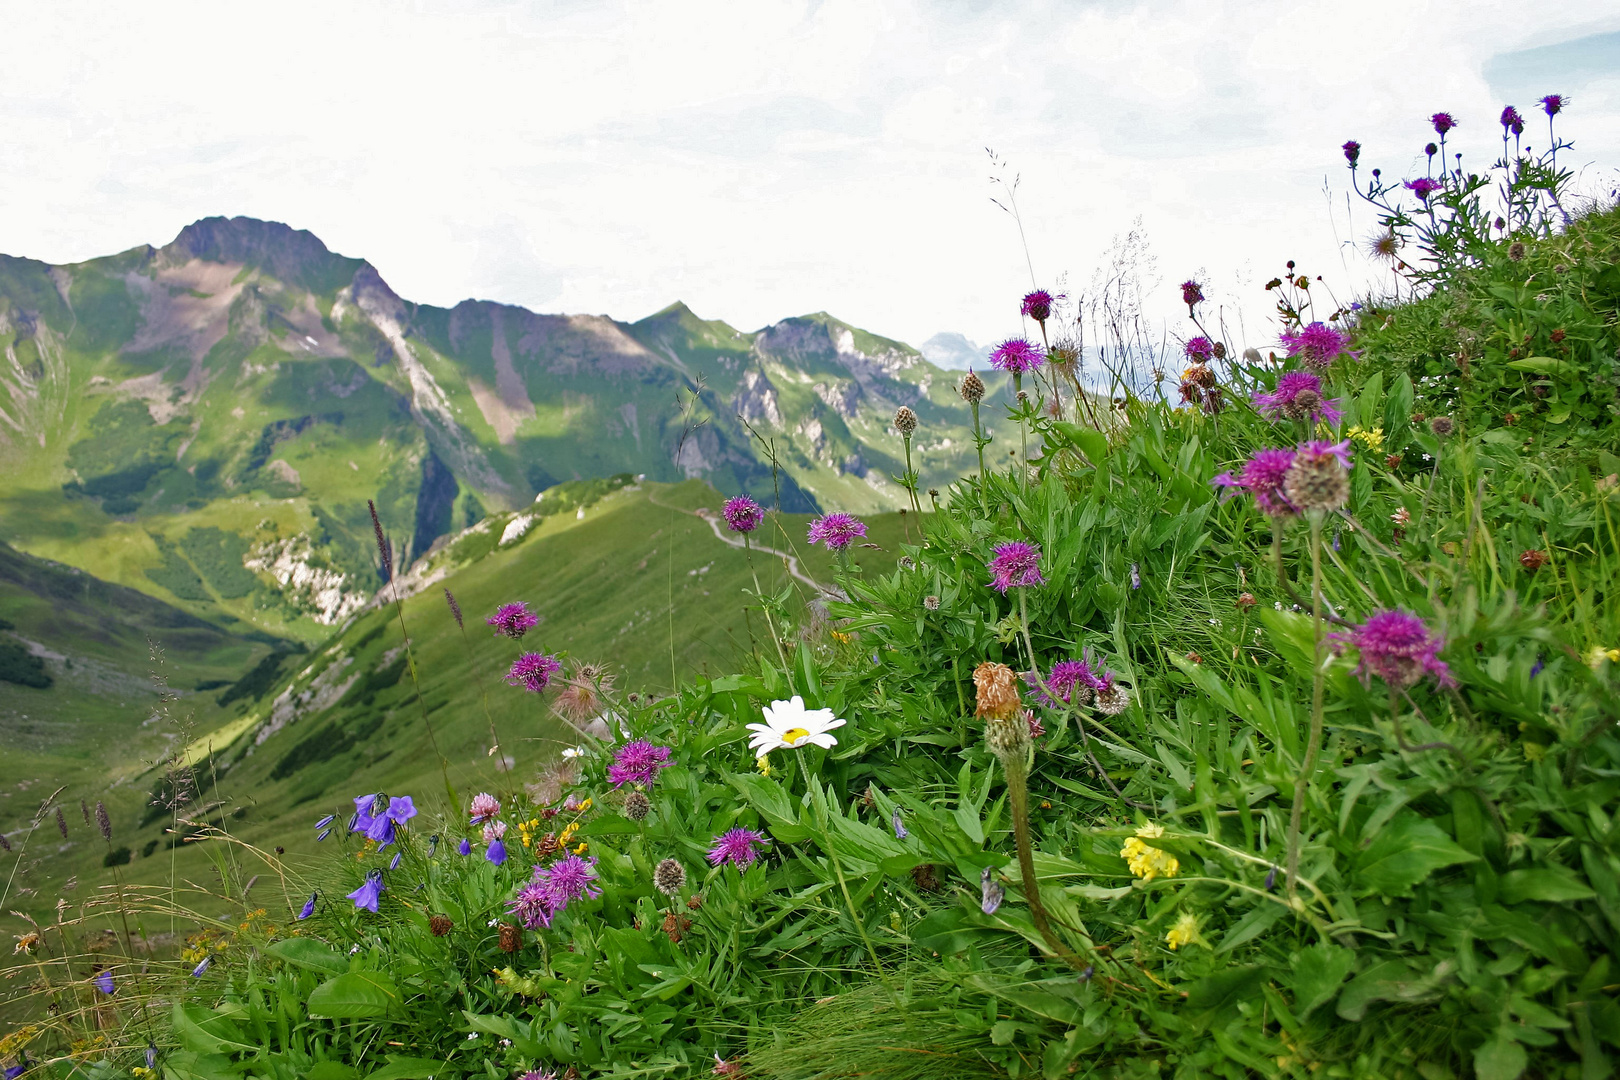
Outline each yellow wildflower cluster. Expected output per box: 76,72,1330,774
1120,822,1179,881
516,817,544,849
1165,911,1206,950
181,930,229,963
756,754,773,777
0,1025,41,1057
1588,646,1620,669
1346,425,1385,452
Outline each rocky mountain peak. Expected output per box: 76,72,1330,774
162,216,368,295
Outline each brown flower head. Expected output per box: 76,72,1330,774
959,370,985,404
1429,416,1455,437
1283,441,1351,513
623,790,651,821
554,661,613,725
428,914,454,937
654,857,687,896
535,832,561,858
686,893,705,911
893,406,919,436
1235,592,1257,611
972,663,1022,721
497,924,523,953
1519,549,1548,572
662,911,692,943
1508,241,1526,261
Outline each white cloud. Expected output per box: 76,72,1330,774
1,0,1616,358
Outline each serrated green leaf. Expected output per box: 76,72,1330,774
1354,815,1477,896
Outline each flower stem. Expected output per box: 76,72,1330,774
746,534,790,671
971,400,988,514
999,748,1090,970
902,434,922,517
1285,515,1328,903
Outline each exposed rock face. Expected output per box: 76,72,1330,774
735,370,782,426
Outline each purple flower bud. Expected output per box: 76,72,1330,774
980,867,1004,915
191,957,211,978
1342,140,1361,166
297,892,317,920
891,809,908,840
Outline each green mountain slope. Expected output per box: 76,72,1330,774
0,217,1009,645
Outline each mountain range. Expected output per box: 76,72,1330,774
0,216,1011,643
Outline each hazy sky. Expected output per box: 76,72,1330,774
3,1,1617,358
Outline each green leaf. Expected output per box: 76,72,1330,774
1289,944,1355,1018
1473,1032,1528,1080
1498,865,1596,904
725,771,809,843
1505,356,1567,374
170,1001,257,1056
267,936,348,975
306,971,397,1019
1183,966,1267,1029
1051,422,1109,465
1354,815,1477,896
362,1059,447,1080
306,1065,360,1080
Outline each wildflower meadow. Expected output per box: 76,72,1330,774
6,97,1620,1080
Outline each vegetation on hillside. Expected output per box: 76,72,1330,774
4,99,1620,1079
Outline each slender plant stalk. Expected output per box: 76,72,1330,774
901,433,923,516
999,749,1089,971
1286,515,1328,902
745,534,791,671
971,400,989,514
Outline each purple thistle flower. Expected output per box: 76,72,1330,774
980,867,1004,915
1251,371,1344,425
988,338,1045,376
94,970,114,995
509,880,558,930
347,869,384,913
1020,289,1061,322
518,1071,558,1080
297,892,317,920
1184,336,1216,364
1342,139,1361,166
1278,322,1353,371
1026,657,1103,706
1500,105,1524,132
722,495,764,534
1299,438,1354,470
1430,111,1457,136
1540,94,1565,117
1330,609,1455,689
1180,280,1204,308
444,588,464,630
506,652,562,693
487,601,540,639
486,837,508,866
458,838,472,856
538,853,602,903
987,541,1044,593
1213,448,1298,517
191,957,210,978
707,827,768,870
807,512,867,552
1405,177,1443,202
608,740,673,787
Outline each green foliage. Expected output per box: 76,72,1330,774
216,649,287,707
0,639,51,688
145,533,211,601
180,527,259,599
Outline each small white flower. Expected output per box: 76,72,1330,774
348,945,361,955
1274,601,1283,611
1208,618,1221,627
1422,453,1432,462
486,918,499,927
746,695,846,755
561,746,587,759
466,1033,478,1041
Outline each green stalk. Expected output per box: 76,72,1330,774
902,433,922,516
1285,514,1328,903
1015,373,1027,494
971,400,989,514
746,534,790,671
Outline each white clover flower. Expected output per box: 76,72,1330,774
747,695,846,755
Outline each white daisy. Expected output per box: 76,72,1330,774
561,746,588,759
747,695,846,755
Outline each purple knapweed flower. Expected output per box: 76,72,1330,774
1021,289,1061,322
94,970,114,995
1252,371,1344,425
1213,448,1298,517
1342,140,1361,166
1540,94,1565,117
487,601,540,639
1430,112,1457,136
722,495,764,534
347,869,385,913
297,892,317,920
987,541,1044,593
607,739,673,787
507,652,562,693
1184,336,1216,364
1424,142,1438,159
807,512,867,552
1278,322,1353,371
1405,177,1443,202
469,792,501,825
988,337,1045,376
538,852,603,903
1331,609,1455,689
457,838,472,856
1180,280,1204,308
1299,438,1354,470
508,880,557,930
707,827,768,870
1026,657,1103,707
1500,105,1524,133
518,1071,558,1080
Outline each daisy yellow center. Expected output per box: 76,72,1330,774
782,727,811,746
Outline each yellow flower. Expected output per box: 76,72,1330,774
13,932,40,955
577,798,593,812
1346,425,1385,452
1165,911,1206,951
831,630,852,644
133,1070,155,1079
573,842,588,855
0,1025,41,1056
756,754,773,777
1523,742,1546,762
1588,646,1620,669
559,821,580,844
1120,822,1179,882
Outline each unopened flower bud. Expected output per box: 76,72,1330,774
624,791,651,822
654,858,687,896
1429,416,1455,437
959,371,985,404
893,406,918,436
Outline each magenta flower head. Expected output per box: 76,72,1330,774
1213,447,1297,517
1252,371,1344,425
607,739,673,787
538,852,602,903
469,792,501,826
988,541,1044,593
508,880,557,930
1021,289,1062,322
988,338,1045,376
1184,336,1216,364
1430,112,1457,136
487,601,540,639
1026,657,1101,707
1278,321,1353,371
347,869,384,913
506,652,562,693
1405,177,1443,203
1181,280,1204,308
807,512,867,551
1342,139,1361,167
707,827,768,870
1331,609,1455,689
1540,94,1565,118
1500,105,1523,132
722,495,764,534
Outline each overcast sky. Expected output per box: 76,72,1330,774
3,1,1617,359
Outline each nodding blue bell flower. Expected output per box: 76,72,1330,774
980,867,1004,916
1078,965,1094,982
350,793,382,836
1264,865,1278,891
347,869,385,913
191,956,211,978
891,809,908,840
146,1044,158,1070
315,814,335,831
485,838,507,866
94,969,115,995
458,838,472,856
427,834,440,857
297,892,317,920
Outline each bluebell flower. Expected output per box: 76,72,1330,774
365,814,396,848
386,796,417,825
315,814,335,831
347,869,385,913
350,793,381,835
316,827,332,842
191,957,210,977
389,851,402,871
1264,865,1278,891
94,969,114,995
5,1061,25,1079
891,809,907,840
427,834,440,857
1530,657,1544,678
1078,965,1094,982
146,1044,158,1070
458,838,472,856
297,892,317,920
486,838,507,866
